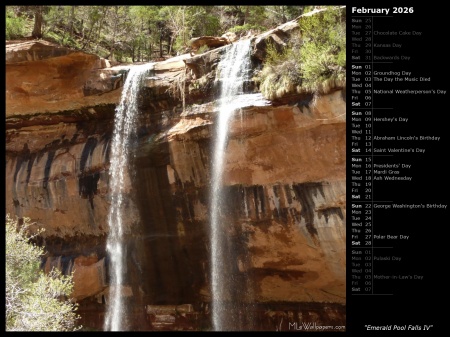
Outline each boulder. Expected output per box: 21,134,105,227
189,36,229,51
6,40,74,64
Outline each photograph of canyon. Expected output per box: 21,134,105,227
6,5,346,331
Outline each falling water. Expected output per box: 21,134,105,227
210,39,252,331
104,62,154,331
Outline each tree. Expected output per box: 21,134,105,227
160,6,192,55
32,6,43,38
297,6,346,89
256,6,346,100
80,6,108,51
5,214,81,331
106,6,129,61
6,5,314,62
6,6,26,39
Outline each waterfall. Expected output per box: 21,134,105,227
210,39,252,331
104,63,153,331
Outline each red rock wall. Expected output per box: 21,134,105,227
5,35,346,330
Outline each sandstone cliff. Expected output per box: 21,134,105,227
5,14,346,330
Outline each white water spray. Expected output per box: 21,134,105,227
104,63,154,331
210,39,251,331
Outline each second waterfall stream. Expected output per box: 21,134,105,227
210,39,253,331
